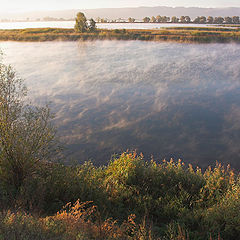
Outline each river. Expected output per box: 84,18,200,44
0,21,230,30
1,41,240,168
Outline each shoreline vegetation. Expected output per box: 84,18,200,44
0,27,240,43
1,153,240,240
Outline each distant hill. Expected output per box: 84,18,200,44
2,6,240,21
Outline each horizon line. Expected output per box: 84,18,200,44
2,5,240,14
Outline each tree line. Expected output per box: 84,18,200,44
93,15,240,24
141,15,240,24
95,15,240,24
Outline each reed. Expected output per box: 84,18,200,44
0,27,239,43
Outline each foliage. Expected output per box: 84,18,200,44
143,17,151,23
1,150,239,239
0,55,58,206
128,17,135,23
74,12,88,33
171,16,179,23
139,15,240,24
0,202,157,240
74,12,97,33
203,183,240,239
89,18,97,32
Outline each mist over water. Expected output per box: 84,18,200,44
1,41,240,168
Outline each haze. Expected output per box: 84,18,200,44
2,0,240,13
2,41,240,167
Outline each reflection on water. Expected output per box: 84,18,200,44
1,41,240,168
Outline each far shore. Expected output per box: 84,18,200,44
0,27,240,43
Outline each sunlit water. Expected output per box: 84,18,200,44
0,21,229,30
1,41,240,168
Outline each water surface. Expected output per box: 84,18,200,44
1,41,240,168
0,21,228,30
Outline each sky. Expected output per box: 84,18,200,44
1,0,240,13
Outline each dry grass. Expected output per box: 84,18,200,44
0,27,239,43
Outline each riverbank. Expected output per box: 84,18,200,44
1,152,240,240
0,27,240,43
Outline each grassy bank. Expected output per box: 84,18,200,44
0,27,240,43
1,152,240,240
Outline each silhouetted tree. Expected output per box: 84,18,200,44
89,18,96,32
74,12,88,33
128,17,135,23
143,17,150,23
232,16,240,24
180,16,191,23
185,16,191,23
199,16,206,24
207,16,214,24
156,15,162,23
224,17,233,24
161,16,170,23
151,16,156,23
214,17,224,24
180,16,186,23
171,16,179,23
193,17,200,24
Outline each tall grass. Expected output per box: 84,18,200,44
1,152,239,239
0,27,240,43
